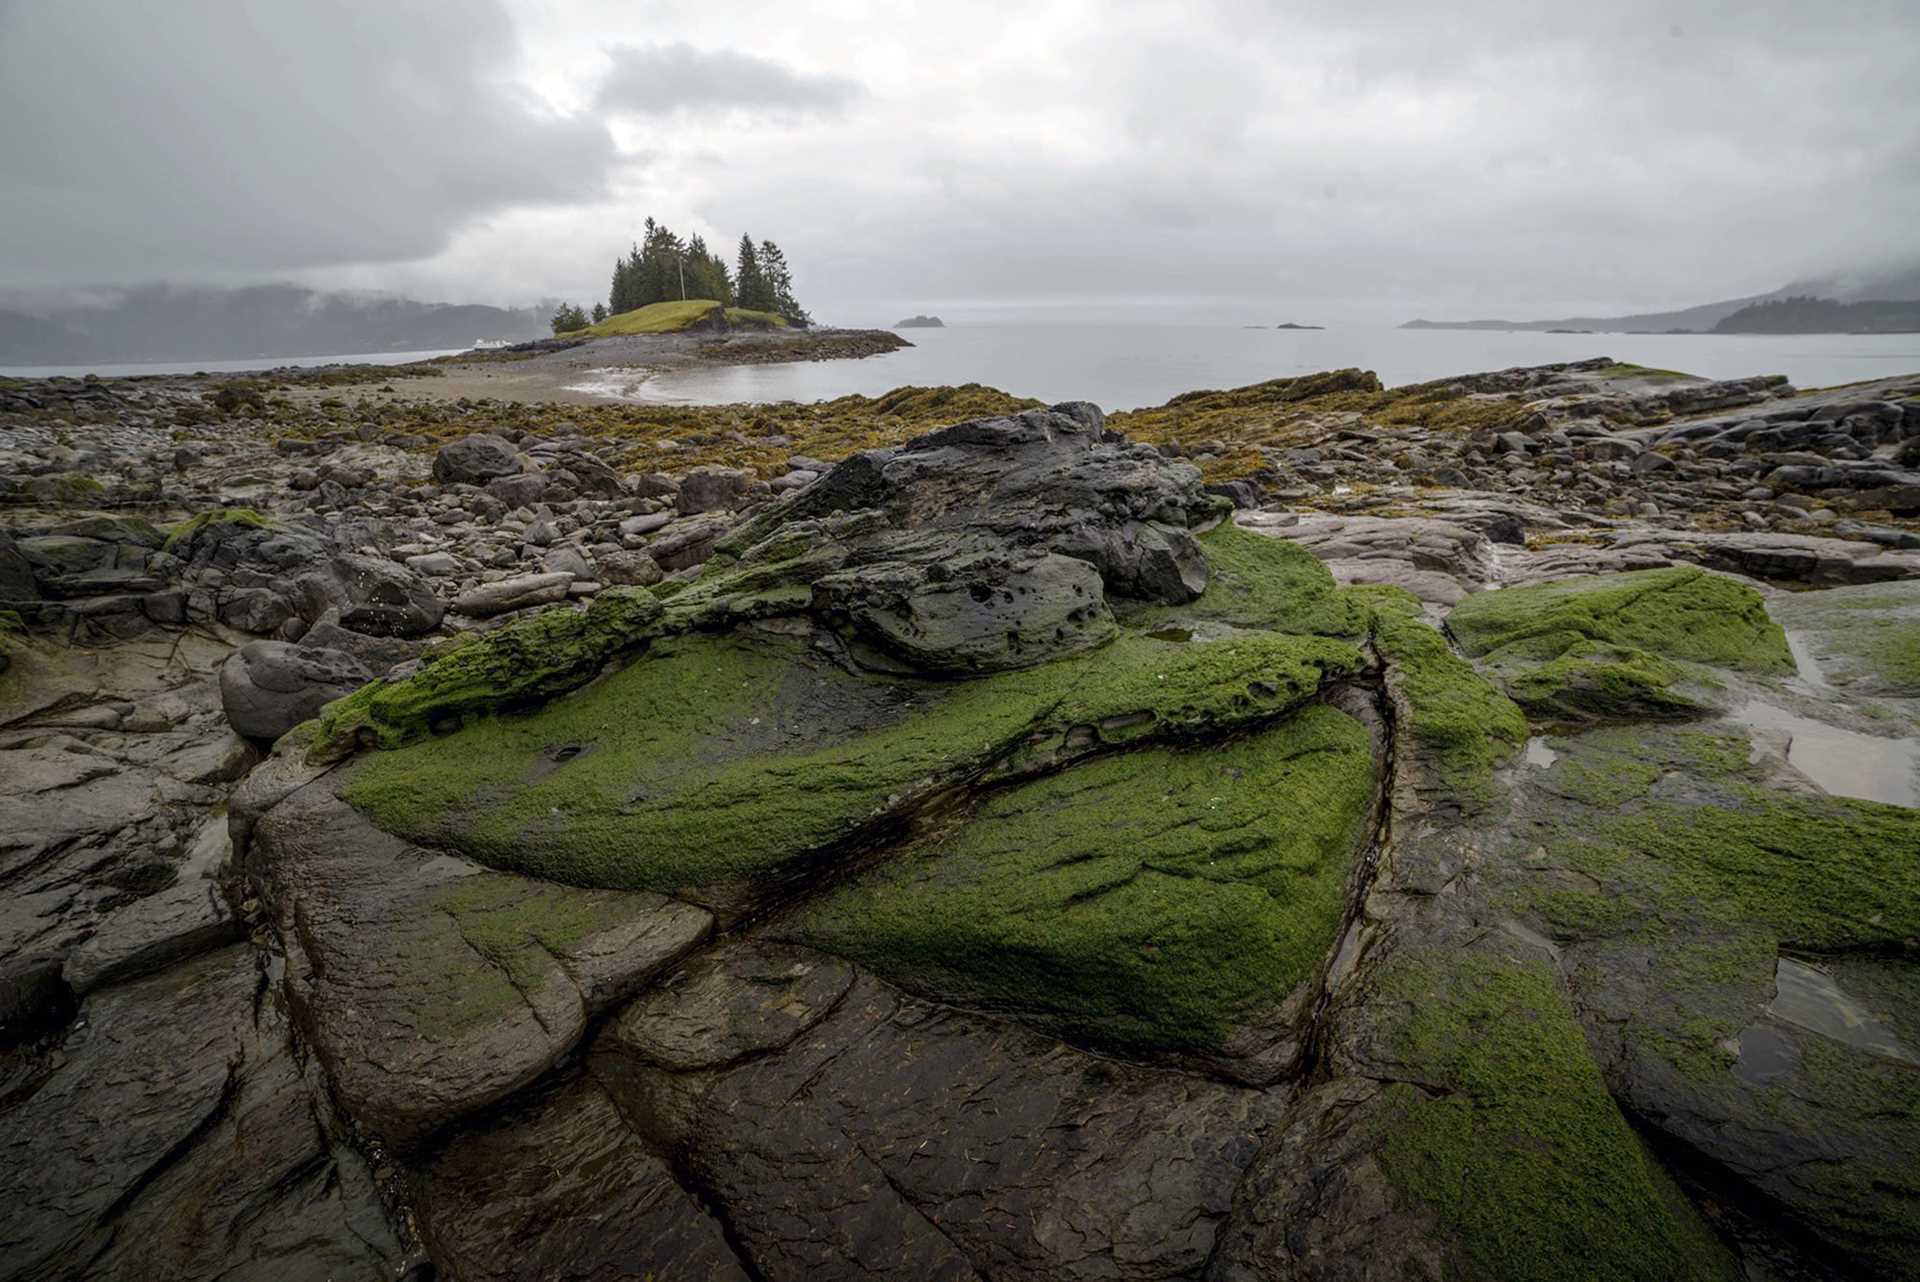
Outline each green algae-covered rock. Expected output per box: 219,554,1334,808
1121,520,1370,637
161,505,277,553
1363,585,1527,805
1494,723,1920,1275
1364,950,1735,1282
1770,578,1920,696
339,626,1366,913
788,702,1379,1057
1447,566,1788,725
207,380,1920,1281
310,587,663,761
1497,638,1714,722
1448,566,1792,674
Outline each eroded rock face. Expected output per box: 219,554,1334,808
594,970,1285,1281
251,782,712,1145
0,946,405,1282
410,1072,748,1282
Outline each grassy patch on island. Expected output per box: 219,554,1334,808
565,299,788,337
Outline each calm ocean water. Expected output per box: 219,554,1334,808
611,325,1920,412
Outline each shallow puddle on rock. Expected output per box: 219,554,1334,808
1523,737,1559,768
1782,628,1833,691
1729,1024,1799,1087
1731,700,1920,807
1769,957,1917,1064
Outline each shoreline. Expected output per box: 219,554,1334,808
383,325,910,407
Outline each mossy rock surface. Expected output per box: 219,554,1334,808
1495,722,1920,1272
1449,566,1788,728
1128,525,1524,802
1497,638,1715,722
9,471,106,505
788,703,1379,1054
1769,579,1920,697
312,588,664,760
1365,948,1734,1282
1364,585,1527,802
162,506,277,552
1513,724,1920,953
1448,566,1792,674
340,626,1365,909
1120,520,1369,637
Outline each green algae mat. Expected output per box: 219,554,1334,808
339,625,1368,903
789,703,1379,1052
1366,949,1734,1282
1448,566,1791,723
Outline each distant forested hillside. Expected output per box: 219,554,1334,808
1712,296,1920,334
0,284,550,364
1402,261,1920,333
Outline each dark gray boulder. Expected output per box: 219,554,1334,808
296,616,422,674
452,571,574,617
432,433,522,485
817,549,1116,673
733,403,1216,608
677,465,756,514
287,554,444,637
598,548,663,586
647,512,733,571
665,402,1217,671
486,471,549,507
220,640,371,741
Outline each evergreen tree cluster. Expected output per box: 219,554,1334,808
605,218,812,326
548,302,590,334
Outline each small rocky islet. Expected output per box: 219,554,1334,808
1,355,1917,1280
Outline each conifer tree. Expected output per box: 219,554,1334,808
606,219,811,319
757,239,811,326
735,235,771,312
608,252,631,314
685,234,733,304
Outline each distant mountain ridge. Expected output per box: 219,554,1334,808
1403,263,1920,333
0,284,551,365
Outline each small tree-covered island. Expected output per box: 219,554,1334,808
549,217,813,335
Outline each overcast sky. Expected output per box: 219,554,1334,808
2,0,1916,325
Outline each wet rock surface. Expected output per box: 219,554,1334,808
3,357,1918,1280
220,638,372,739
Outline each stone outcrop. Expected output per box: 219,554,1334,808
5,358,1919,1281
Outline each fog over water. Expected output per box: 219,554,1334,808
589,325,1920,410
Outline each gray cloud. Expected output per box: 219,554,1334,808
2,0,1917,322
596,43,862,116
0,0,617,288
